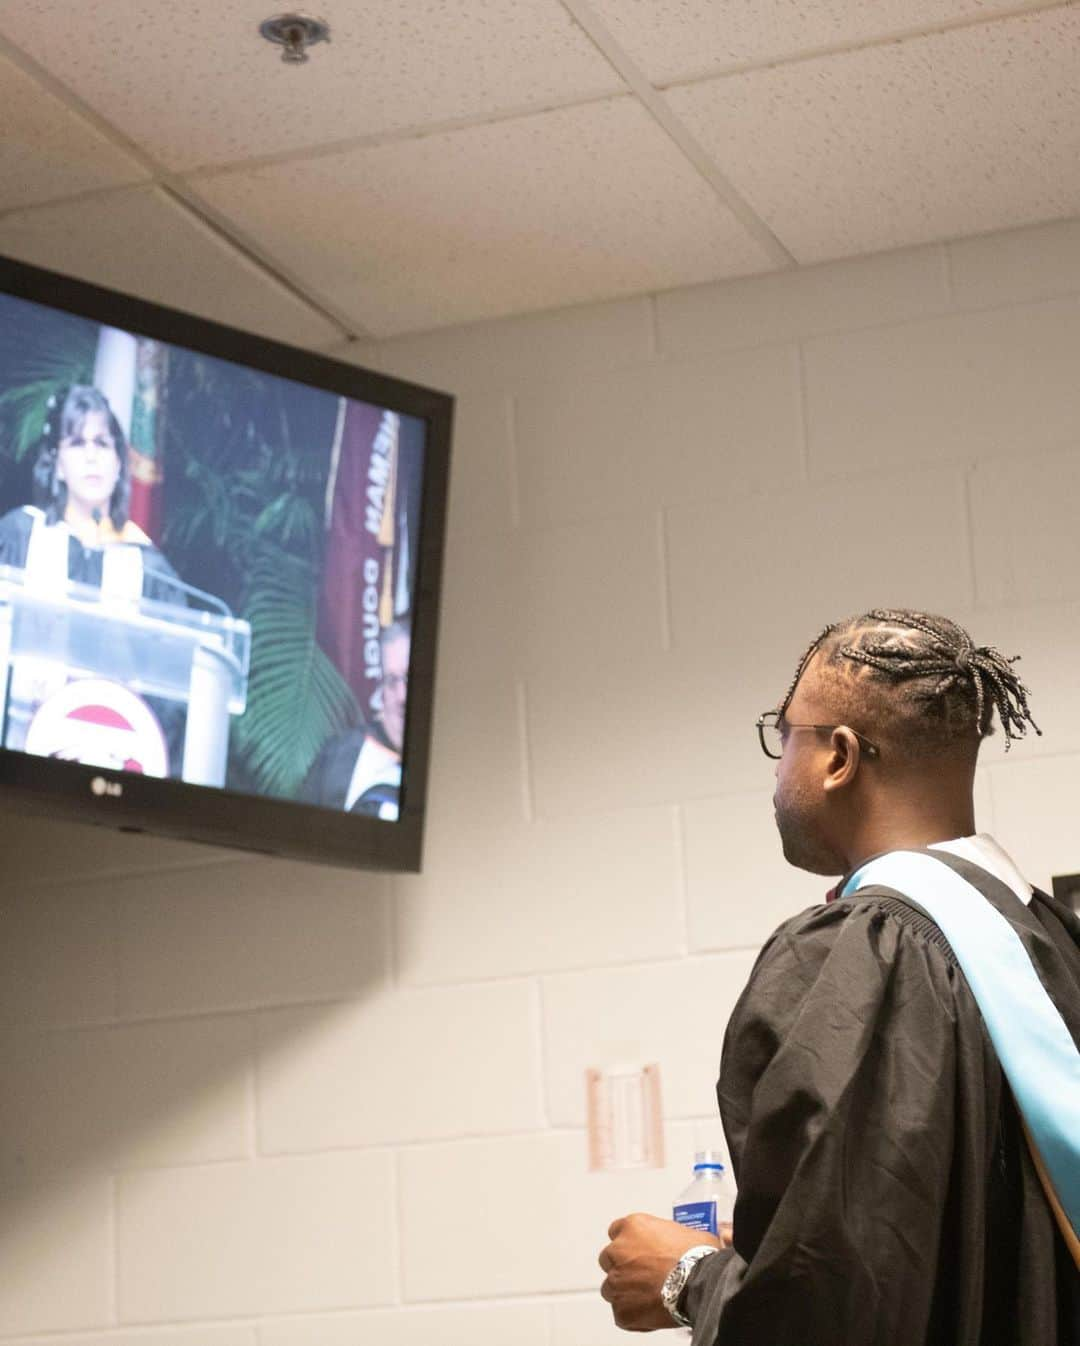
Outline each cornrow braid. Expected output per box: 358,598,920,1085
778,621,839,718
782,609,1041,755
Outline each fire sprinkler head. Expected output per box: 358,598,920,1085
258,13,331,64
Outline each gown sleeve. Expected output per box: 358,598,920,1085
680,897,994,1346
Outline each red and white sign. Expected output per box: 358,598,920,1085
25,677,169,777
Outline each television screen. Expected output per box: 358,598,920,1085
0,254,451,871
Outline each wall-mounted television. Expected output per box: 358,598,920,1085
0,253,452,872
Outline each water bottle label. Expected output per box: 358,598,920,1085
673,1200,718,1234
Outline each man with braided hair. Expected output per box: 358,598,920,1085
599,609,1079,1346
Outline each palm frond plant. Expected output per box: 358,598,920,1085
159,352,347,797
231,544,358,798
0,305,96,505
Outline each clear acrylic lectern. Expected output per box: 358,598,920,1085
0,563,251,786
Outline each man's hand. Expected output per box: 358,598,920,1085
598,1213,723,1332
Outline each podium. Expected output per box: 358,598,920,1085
0,563,251,786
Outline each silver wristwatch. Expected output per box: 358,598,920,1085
660,1245,719,1327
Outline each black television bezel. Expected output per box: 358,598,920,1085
0,252,453,873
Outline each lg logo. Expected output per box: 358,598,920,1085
90,776,123,798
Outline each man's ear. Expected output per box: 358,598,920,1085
822,727,862,793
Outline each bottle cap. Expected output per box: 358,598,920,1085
693,1148,725,1172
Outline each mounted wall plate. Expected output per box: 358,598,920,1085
585,1063,665,1172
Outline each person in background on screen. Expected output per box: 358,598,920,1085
301,619,410,819
598,609,1079,1346
0,384,181,603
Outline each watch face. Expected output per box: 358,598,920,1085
662,1247,718,1326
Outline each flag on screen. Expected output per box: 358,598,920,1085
127,338,167,539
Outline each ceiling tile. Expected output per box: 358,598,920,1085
666,8,1080,262
0,186,341,348
1,0,623,173
0,46,146,212
588,0,1048,84
192,96,776,336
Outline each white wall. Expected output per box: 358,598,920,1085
2,216,1080,1346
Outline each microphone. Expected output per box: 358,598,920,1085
109,533,233,617
142,569,233,618
97,518,232,617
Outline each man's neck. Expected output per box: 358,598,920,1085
844,811,977,874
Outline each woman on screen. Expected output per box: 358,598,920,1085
0,385,181,602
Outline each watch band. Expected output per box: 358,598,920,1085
660,1245,720,1327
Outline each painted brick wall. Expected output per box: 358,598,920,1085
2,216,1079,1346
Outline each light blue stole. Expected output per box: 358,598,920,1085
841,850,1080,1247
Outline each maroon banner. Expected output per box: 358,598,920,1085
316,400,399,716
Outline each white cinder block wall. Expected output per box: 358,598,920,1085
3,217,1080,1346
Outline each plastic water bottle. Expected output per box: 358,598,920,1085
673,1149,735,1236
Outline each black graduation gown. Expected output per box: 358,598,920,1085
681,851,1080,1346
0,506,183,604
299,723,401,815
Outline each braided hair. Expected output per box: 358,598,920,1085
780,609,1040,756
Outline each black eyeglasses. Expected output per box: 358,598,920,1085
756,709,881,761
